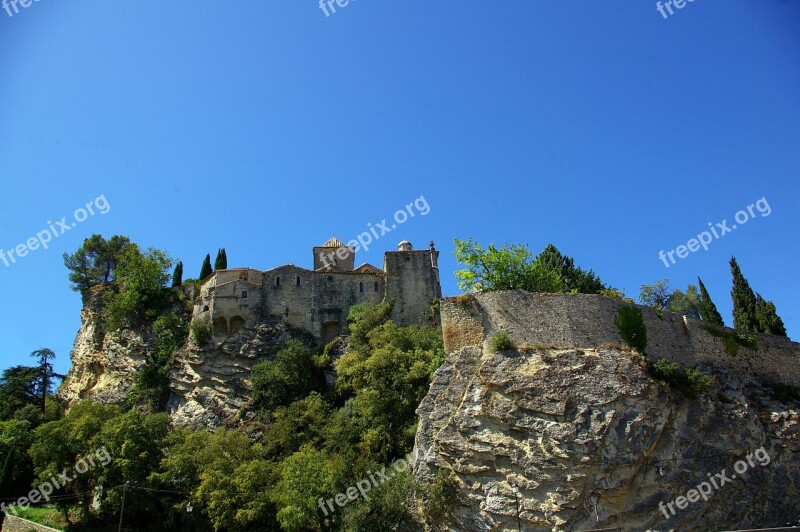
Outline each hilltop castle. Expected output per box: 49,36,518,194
192,238,441,343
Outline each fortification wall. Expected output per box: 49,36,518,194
441,290,800,387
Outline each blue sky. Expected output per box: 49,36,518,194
1,1,798,376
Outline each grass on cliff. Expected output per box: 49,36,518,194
12,505,69,530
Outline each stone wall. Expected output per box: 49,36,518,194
441,290,800,387
385,249,441,326
1,514,62,531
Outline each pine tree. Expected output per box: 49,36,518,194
214,248,228,271
697,277,724,327
730,257,758,333
755,294,787,337
172,261,183,287
199,254,213,280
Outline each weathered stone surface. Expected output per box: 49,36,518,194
166,320,313,429
414,292,800,531
56,288,150,407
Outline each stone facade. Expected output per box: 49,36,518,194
193,238,441,344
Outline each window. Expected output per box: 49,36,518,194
327,275,333,282
296,276,301,287
275,277,281,287
242,291,248,300
374,282,379,292
359,282,364,293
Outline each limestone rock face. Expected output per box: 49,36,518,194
413,293,800,531
167,320,313,429
56,288,151,407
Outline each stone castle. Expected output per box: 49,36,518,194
192,238,441,343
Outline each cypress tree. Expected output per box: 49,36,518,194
200,254,213,280
214,248,228,271
730,257,758,333
697,277,724,327
172,261,183,287
755,294,787,337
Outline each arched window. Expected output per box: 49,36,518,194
275,277,281,288
374,282,379,292
296,276,301,287
359,282,364,293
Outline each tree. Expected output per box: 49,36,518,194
30,348,61,413
172,261,183,287
63,234,131,295
639,280,673,311
697,277,725,327
214,248,228,271
755,294,787,337
453,238,563,293
730,257,759,333
667,285,701,319
535,244,605,294
251,340,320,413
199,254,213,280
0,366,40,420
104,245,173,330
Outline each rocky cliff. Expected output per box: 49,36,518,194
56,287,153,406
412,291,800,531
166,320,313,428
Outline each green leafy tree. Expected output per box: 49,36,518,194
214,248,228,271
0,366,40,420
104,244,173,330
0,419,36,499
755,294,787,337
697,277,725,327
667,285,701,319
639,280,673,311
730,257,759,333
172,261,183,287
29,401,122,521
63,234,130,296
273,444,338,532
251,340,320,413
453,238,563,293
199,254,213,280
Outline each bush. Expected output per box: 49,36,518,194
490,331,514,352
423,468,458,524
649,358,713,398
190,316,212,346
703,326,758,356
615,306,647,353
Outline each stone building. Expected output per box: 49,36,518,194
193,238,441,343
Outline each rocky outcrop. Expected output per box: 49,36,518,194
413,292,800,531
167,320,313,429
56,287,152,407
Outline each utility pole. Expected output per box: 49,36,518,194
118,482,129,532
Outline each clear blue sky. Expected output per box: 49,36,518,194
1,1,798,376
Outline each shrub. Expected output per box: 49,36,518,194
702,326,758,356
190,316,212,346
649,358,713,398
615,306,647,353
490,331,514,352
423,468,458,524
